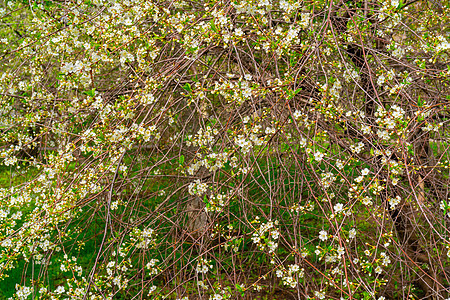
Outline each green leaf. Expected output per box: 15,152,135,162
183,83,191,92
84,88,96,97
407,145,414,156
235,284,245,297
179,155,184,165
210,20,218,33
417,95,424,107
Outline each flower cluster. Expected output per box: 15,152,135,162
188,179,209,196
320,172,336,189
375,105,406,140
275,264,304,288
251,220,280,254
130,227,156,249
13,285,33,300
187,152,229,175
196,257,212,274
387,196,402,210
0,0,449,298
186,126,218,148
212,77,256,105
205,192,228,213
146,259,160,275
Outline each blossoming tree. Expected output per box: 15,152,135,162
0,0,449,299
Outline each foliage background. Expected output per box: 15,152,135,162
0,0,449,299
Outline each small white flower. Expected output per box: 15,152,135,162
289,264,300,273
319,230,328,241
55,286,65,294
337,246,345,257
349,228,356,239
276,269,283,277
196,258,212,274
265,127,276,135
148,285,157,295
361,124,372,134
293,110,302,119
110,201,119,210
375,266,383,274
361,196,373,206
361,168,369,176
314,151,324,162
210,294,223,300
315,291,326,300
392,177,399,186
333,203,344,213
388,195,401,210
60,264,67,272
354,175,364,183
